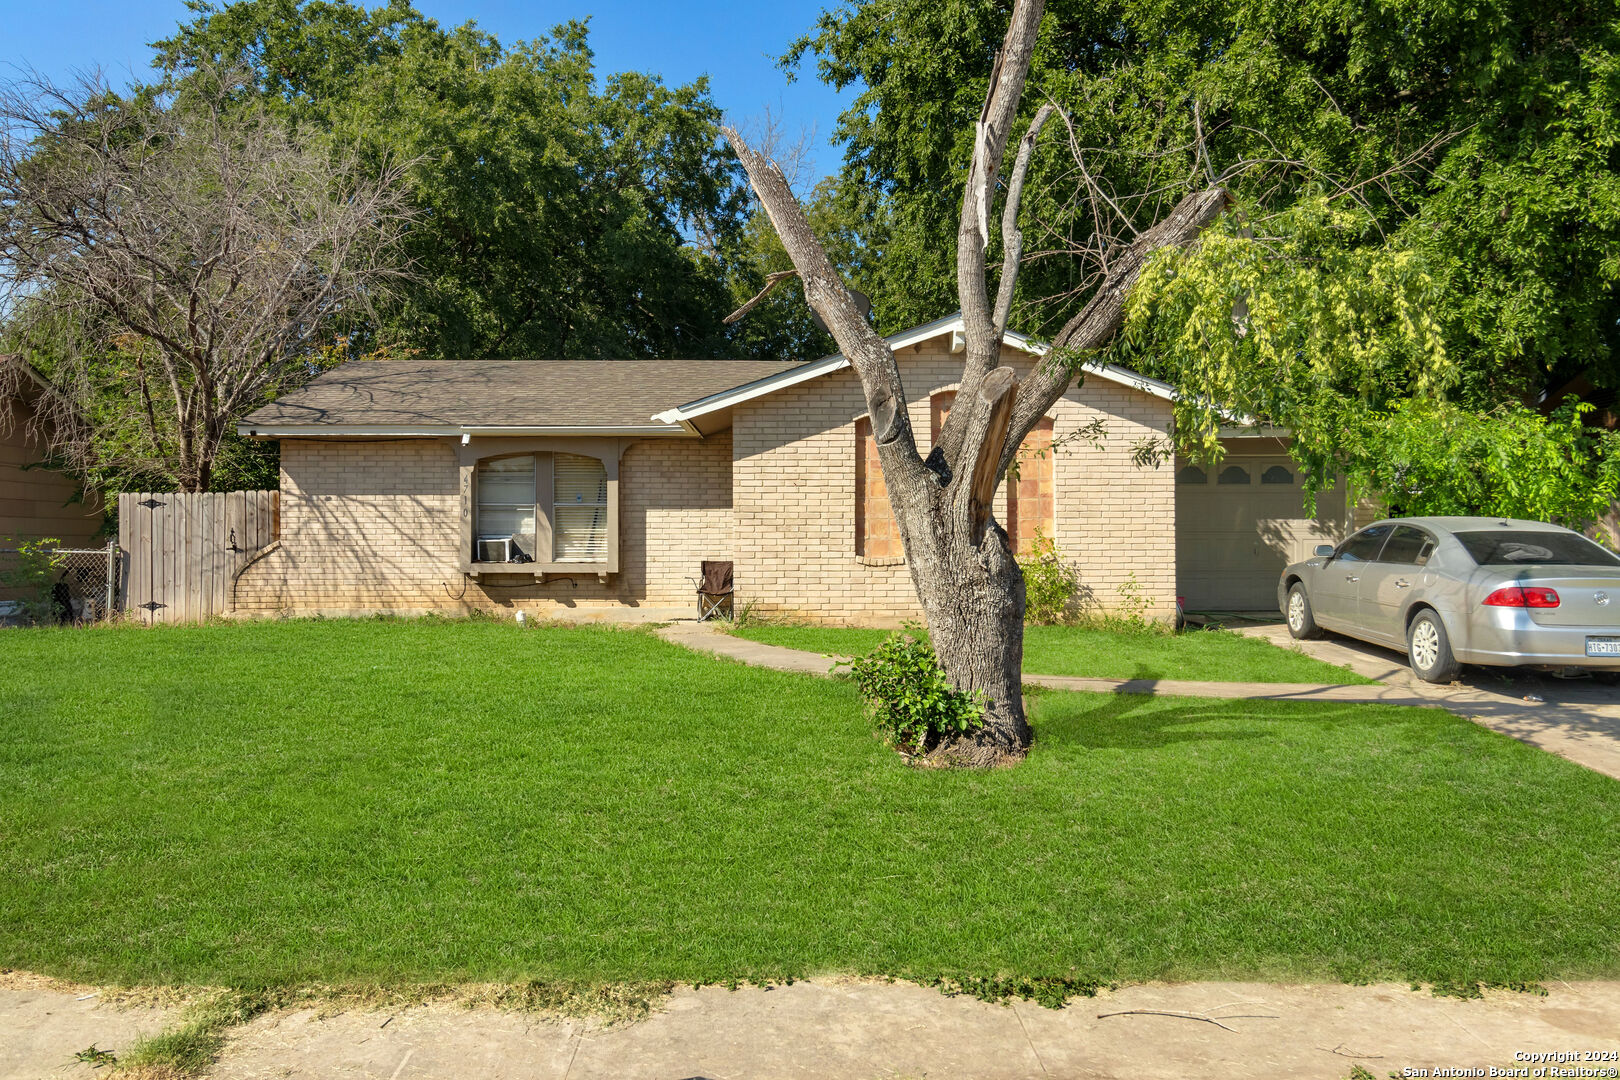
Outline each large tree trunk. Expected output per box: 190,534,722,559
723,0,1229,764
897,367,1031,760
913,522,1029,762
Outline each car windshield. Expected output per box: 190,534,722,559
1453,530,1620,568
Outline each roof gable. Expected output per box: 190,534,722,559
652,313,1174,425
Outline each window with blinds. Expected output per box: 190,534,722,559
553,453,608,561
476,455,536,559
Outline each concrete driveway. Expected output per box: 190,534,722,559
1238,621,1620,780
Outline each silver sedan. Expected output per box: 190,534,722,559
1278,516,1620,682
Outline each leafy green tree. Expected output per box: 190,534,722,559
790,0,1620,402
1343,399,1620,537
156,1,753,359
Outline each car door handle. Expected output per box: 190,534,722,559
1345,574,1359,582
1394,579,1411,589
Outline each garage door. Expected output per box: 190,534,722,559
1175,456,1351,612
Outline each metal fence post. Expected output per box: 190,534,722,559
105,538,116,619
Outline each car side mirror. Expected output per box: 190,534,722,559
1314,544,1336,558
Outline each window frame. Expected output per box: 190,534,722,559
1376,524,1436,566
1332,523,1395,563
458,437,625,577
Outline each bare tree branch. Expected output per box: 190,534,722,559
722,124,925,482
723,269,800,324
993,103,1058,340
0,68,416,490
1000,185,1230,476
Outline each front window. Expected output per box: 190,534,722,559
476,455,536,562
553,453,608,561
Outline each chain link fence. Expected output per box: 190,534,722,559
0,541,119,625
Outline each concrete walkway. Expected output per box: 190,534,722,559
656,621,1620,779
7,974,1620,1080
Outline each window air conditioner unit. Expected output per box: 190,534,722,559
477,537,513,563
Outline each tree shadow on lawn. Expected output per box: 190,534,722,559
1030,677,1438,754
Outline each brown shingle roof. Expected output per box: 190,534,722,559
241,359,804,431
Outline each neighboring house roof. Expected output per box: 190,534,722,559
240,359,800,437
0,355,56,406
238,314,1181,438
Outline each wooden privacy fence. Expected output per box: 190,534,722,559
119,491,279,624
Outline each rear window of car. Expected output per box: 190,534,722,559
1453,530,1620,567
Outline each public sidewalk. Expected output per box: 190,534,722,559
6,972,1619,1080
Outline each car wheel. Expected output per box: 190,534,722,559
1407,609,1459,684
1286,583,1324,640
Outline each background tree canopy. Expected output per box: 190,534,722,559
156,0,766,361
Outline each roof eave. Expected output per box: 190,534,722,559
237,422,696,439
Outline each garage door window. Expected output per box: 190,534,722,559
1177,465,1207,484
1260,465,1293,485
1218,465,1251,485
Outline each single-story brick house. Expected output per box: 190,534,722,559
236,314,1349,622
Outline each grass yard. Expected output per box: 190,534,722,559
728,622,1376,685
2,618,1616,991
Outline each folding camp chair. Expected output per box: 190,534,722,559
690,560,734,621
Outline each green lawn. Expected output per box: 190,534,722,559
2,619,1616,991
728,622,1376,685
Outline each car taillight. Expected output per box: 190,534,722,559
1482,586,1561,608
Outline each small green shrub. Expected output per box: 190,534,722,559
842,624,983,753
1018,529,1082,625
1113,571,1150,629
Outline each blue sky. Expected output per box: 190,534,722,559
0,0,858,181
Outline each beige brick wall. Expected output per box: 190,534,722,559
235,434,733,618
730,341,1176,625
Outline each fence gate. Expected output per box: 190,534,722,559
119,491,278,624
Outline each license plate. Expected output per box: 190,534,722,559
1587,637,1620,657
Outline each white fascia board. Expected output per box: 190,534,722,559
238,422,692,438
652,313,1179,424
650,352,852,424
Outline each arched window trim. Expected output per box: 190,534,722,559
1218,465,1253,486
458,437,624,577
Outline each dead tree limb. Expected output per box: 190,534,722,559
724,270,800,324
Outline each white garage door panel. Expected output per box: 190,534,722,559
1176,458,1349,611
